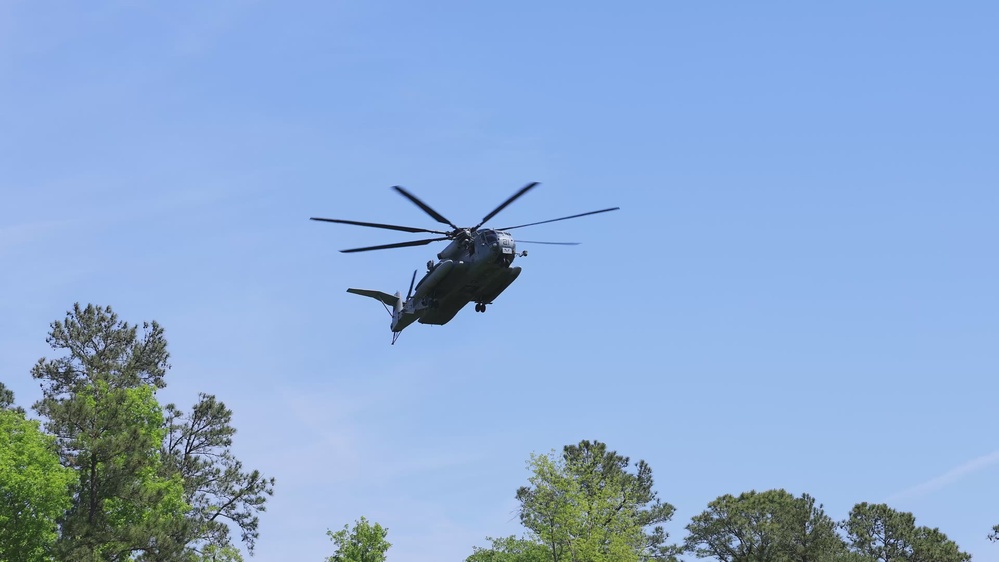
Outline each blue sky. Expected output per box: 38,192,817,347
2,1,997,560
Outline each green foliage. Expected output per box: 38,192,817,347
842,503,913,562
30,304,188,559
466,536,549,562
990,524,999,542
0,382,27,417
685,490,779,562
842,503,969,562
163,394,275,554
23,303,275,559
52,382,189,561
31,304,169,402
198,543,245,561
779,493,847,562
684,489,846,562
325,516,391,562
515,440,677,562
0,409,75,562
517,452,575,562
909,526,970,562
0,381,16,410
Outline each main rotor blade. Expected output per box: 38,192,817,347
340,237,449,254
392,186,459,230
516,240,581,245
310,217,450,235
475,181,539,229
498,207,620,231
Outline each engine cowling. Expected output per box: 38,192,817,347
412,259,454,300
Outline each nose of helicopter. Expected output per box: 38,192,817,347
496,234,515,265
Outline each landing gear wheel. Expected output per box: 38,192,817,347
474,303,487,313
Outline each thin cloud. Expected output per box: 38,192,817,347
888,449,999,502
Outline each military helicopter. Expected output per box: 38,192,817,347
311,182,618,344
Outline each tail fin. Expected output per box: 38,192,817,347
347,288,407,344
346,288,400,310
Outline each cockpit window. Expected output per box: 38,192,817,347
482,231,498,243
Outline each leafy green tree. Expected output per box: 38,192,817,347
516,440,677,562
909,526,970,562
52,381,188,561
31,304,169,406
842,503,969,562
325,516,391,562
162,394,275,555
684,489,847,562
0,407,75,562
778,493,848,562
842,503,912,562
685,490,781,562
31,304,186,560
990,524,999,542
28,303,273,560
466,536,549,562
516,452,575,562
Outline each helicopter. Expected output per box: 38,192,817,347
311,182,618,344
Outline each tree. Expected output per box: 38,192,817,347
0,381,16,410
842,503,969,562
908,526,969,562
684,489,847,562
32,304,171,467
31,304,186,560
50,381,188,561
162,394,275,555
779,493,848,562
0,408,75,562
466,536,549,562
29,303,273,559
325,516,391,562
515,440,678,562
990,524,999,542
